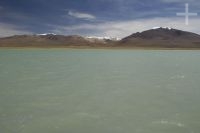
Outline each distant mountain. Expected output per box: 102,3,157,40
119,27,200,48
1,28,200,48
0,34,115,47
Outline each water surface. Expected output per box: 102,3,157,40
0,49,200,133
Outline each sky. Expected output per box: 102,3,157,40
0,0,200,38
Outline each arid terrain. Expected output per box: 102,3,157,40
1,27,200,48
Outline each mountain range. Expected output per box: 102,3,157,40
1,27,200,48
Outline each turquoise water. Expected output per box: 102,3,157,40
0,49,200,133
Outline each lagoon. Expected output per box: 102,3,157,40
0,49,200,133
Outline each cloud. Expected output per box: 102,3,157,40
51,17,200,38
68,10,96,20
0,23,32,37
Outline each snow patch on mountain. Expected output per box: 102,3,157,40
152,27,172,30
86,36,121,41
37,33,57,36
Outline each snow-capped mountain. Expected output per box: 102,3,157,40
1,28,200,48
120,27,200,48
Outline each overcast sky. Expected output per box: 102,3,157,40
0,0,200,38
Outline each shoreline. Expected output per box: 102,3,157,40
1,46,200,50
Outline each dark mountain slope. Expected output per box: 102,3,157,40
118,27,200,48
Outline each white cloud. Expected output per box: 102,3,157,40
68,11,96,20
51,17,200,38
0,23,32,37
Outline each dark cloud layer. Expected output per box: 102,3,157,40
0,0,199,37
